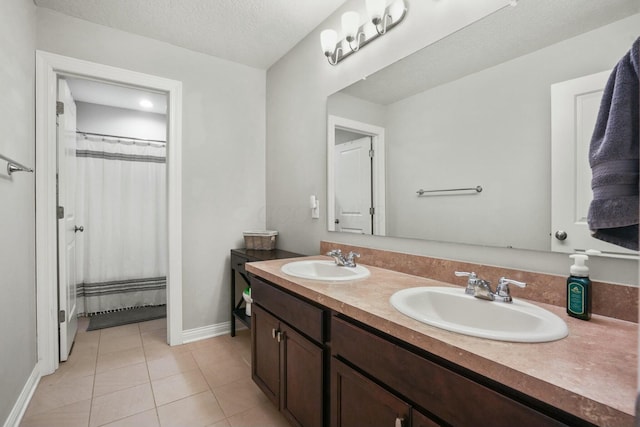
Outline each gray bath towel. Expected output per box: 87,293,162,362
588,37,639,251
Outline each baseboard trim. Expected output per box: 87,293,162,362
181,321,246,344
3,363,41,427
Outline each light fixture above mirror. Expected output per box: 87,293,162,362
321,0,408,66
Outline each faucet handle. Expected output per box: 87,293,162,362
454,271,477,279
346,251,360,260
495,277,526,302
497,277,526,289
455,271,479,295
326,249,342,256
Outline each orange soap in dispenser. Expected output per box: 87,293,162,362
566,254,591,320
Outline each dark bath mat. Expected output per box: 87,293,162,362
87,305,166,331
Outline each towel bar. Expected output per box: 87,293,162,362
416,186,482,196
0,153,33,176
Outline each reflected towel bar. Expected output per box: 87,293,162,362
417,186,482,196
0,153,33,176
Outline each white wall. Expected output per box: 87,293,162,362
266,0,637,285
0,0,37,424
37,8,267,329
75,101,167,141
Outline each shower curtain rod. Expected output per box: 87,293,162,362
76,130,166,144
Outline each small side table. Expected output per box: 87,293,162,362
230,248,304,337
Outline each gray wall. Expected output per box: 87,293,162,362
37,8,267,330
266,0,637,285
0,0,38,424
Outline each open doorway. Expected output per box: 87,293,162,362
57,76,169,361
36,51,183,376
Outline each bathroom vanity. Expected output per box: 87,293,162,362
246,256,636,427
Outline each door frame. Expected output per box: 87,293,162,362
35,50,184,376
327,115,386,236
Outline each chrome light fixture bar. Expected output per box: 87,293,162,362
321,0,408,66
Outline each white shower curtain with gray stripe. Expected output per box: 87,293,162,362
75,134,167,315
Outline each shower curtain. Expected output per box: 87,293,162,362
75,133,167,315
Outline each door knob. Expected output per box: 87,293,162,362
554,230,567,241
74,225,84,233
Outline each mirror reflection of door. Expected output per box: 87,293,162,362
334,136,373,234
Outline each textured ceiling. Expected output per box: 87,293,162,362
34,0,349,69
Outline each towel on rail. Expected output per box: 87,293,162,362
587,37,639,250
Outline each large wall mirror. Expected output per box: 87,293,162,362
327,0,639,254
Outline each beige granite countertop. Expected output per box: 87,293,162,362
246,256,637,427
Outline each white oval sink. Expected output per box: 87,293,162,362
390,287,568,343
281,260,370,281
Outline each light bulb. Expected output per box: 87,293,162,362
341,11,360,41
139,99,153,109
320,29,338,55
388,0,406,21
366,0,386,23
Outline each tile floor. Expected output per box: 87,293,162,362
20,317,289,427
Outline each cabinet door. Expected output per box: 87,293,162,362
251,305,281,406
332,358,410,427
412,410,441,427
281,324,324,427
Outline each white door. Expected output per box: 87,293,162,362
57,79,79,361
334,137,373,234
551,70,636,256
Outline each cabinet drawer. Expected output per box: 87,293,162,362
332,316,566,427
251,276,325,343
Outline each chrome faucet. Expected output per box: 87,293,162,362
455,272,526,303
454,271,481,295
326,249,360,267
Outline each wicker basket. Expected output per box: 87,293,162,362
243,230,278,250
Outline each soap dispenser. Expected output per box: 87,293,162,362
566,254,592,320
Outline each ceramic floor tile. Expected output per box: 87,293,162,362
206,419,231,427
226,402,290,427
89,383,155,427
142,341,191,362
96,346,146,373
73,330,101,353
99,323,141,340
190,342,237,368
98,332,143,355
40,354,96,386
138,318,167,333
101,409,159,427
156,391,226,427
199,357,250,389
146,350,198,380
211,377,271,417
20,398,91,427
151,369,210,406
93,362,150,397
25,374,94,417
141,329,167,347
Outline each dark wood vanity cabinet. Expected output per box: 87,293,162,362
249,273,590,427
331,315,576,427
251,276,325,427
332,358,439,427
